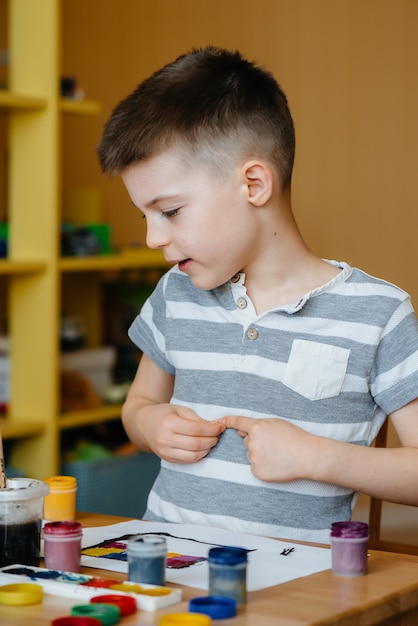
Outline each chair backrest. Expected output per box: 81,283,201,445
368,419,387,547
368,419,418,555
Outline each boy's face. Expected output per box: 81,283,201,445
121,149,262,291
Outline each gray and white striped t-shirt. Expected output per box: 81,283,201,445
128,260,418,543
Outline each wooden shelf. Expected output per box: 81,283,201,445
3,1,163,478
0,90,47,111
0,418,45,440
58,404,122,430
0,259,47,274
59,249,168,272
60,98,101,115
0,93,99,116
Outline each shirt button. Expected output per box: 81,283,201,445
246,328,259,340
231,273,241,283
236,297,247,310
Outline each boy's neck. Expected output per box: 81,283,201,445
244,255,340,314
241,211,340,314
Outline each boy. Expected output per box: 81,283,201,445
97,47,418,543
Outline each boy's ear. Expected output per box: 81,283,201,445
242,160,273,206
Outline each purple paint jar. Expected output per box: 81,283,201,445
43,521,83,573
330,521,369,577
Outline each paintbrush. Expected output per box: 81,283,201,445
0,424,6,488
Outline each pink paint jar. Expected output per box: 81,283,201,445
330,521,369,576
43,521,83,573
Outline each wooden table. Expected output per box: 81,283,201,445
1,512,418,625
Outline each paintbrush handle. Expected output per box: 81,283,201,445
0,462,6,488
0,425,6,488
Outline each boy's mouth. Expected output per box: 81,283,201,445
178,258,192,272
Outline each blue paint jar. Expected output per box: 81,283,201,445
127,535,167,585
208,546,247,605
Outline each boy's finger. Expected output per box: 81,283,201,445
222,415,253,432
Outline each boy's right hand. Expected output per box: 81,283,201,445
128,402,226,464
121,355,225,464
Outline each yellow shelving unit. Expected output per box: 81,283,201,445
0,260,46,274
59,249,167,272
59,98,101,115
1,0,166,478
0,91,46,110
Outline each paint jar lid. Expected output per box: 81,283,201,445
90,594,137,616
71,603,120,626
208,546,248,565
44,521,83,538
52,618,102,626
127,534,167,556
189,596,237,619
159,614,212,625
0,582,43,606
45,476,77,490
330,521,369,538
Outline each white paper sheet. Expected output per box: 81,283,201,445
80,520,331,591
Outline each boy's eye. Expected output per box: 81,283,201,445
161,208,180,218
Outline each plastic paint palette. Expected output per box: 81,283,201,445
0,565,182,611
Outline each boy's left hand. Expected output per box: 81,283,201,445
222,414,316,482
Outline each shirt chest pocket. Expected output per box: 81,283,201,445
283,339,350,401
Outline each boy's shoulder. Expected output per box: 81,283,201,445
344,263,411,301
323,259,409,300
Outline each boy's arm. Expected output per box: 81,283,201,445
122,353,225,464
315,397,418,504
223,397,418,506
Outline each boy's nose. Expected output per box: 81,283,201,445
145,222,170,250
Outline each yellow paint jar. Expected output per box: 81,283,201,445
43,476,77,521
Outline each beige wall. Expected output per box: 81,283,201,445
61,0,418,305
1,1,417,302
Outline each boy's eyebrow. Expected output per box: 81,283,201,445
144,194,182,208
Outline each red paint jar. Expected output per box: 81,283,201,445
44,521,83,573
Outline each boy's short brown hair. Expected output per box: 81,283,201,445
97,46,295,189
